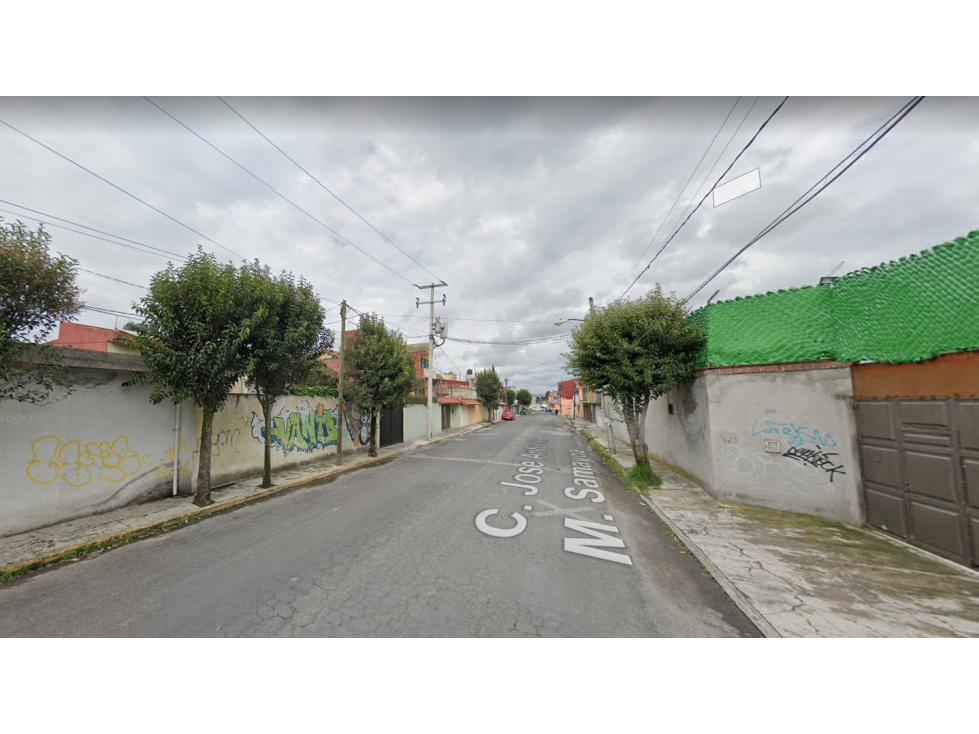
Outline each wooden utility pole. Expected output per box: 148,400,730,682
336,300,346,466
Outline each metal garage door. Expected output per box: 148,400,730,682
857,399,979,568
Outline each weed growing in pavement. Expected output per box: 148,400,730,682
579,429,660,498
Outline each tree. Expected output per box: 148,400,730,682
565,286,705,470
505,387,516,405
242,262,333,489
516,388,532,407
127,247,268,507
0,218,82,404
344,313,415,457
294,362,339,390
474,367,503,422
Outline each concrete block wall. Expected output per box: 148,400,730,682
605,361,864,526
196,394,374,489
0,358,194,538
404,403,443,441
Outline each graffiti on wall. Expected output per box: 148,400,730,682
750,419,839,449
247,401,371,457
27,435,155,488
720,445,835,490
728,414,847,487
154,437,191,480
212,428,243,457
782,445,846,482
343,404,371,447
250,401,335,455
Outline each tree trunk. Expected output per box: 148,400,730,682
623,399,652,471
194,404,215,507
368,410,378,457
633,399,651,470
261,396,273,489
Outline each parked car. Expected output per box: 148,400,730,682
501,410,515,421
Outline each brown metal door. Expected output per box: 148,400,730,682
856,398,979,568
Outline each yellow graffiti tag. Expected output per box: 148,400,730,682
26,435,151,488
155,437,191,480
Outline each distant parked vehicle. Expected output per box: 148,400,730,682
501,410,515,421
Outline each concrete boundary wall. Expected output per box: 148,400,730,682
0,354,194,538
606,361,863,525
195,394,375,489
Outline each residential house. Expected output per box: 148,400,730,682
44,321,140,356
557,378,577,417
575,383,599,423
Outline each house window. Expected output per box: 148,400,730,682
668,403,674,415
420,358,429,369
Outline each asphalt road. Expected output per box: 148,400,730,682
0,414,760,637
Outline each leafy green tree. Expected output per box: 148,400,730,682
344,313,415,457
295,362,339,390
128,247,269,507
505,387,516,405
516,388,532,407
565,286,705,470
241,262,333,489
0,218,82,404
474,367,503,422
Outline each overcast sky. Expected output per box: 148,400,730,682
2,96,977,394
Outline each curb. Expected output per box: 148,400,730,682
0,423,485,583
638,493,780,638
577,427,779,639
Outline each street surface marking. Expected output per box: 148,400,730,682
532,499,594,522
564,519,634,565
603,515,614,521
408,455,561,471
523,505,533,511
475,509,527,537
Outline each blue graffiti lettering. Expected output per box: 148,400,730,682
750,419,838,449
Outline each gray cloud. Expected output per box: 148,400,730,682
2,96,976,394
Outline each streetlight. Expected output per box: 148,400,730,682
554,318,584,326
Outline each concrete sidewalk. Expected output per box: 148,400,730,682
580,422,979,638
0,422,491,581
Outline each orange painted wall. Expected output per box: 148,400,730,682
851,351,979,399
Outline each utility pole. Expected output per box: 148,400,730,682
415,281,447,440
587,296,617,454
336,300,346,466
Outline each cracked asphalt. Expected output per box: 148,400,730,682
0,414,760,637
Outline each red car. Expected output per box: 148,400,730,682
501,410,515,421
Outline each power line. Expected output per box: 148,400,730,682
0,205,186,262
622,95,760,297
446,334,570,344
375,313,557,325
81,305,141,319
76,268,148,290
619,96,788,300
0,117,243,260
681,96,925,307
144,97,415,286
217,96,444,285
0,199,189,260
620,97,742,291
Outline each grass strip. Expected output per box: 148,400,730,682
579,429,661,498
